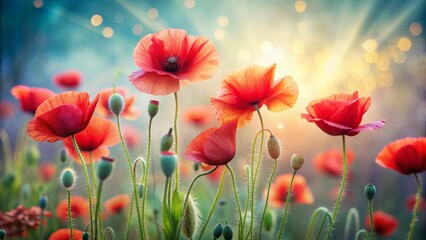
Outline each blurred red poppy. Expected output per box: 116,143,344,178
205,164,225,183
39,162,57,182
365,211,398,237
0,99,16,118
266,174,314,208
63,116,119,163
376,137,426,175
48,229,84,240
183,106,213,126
211,64,298,127
406,194,426,211
53,71,82,89
185,120,238,165
96,87,140,120
56,196,89,221
301,91,385,136
122,124,142,149
11,85,55,114
104,194,130,214
314,149,355,177
27,92,99,143
129,28,219,95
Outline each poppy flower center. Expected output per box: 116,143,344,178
163,55,180,73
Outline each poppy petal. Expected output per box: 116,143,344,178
330,97,371,128
204,120,238,165
34,92,89,117
301,113,352,136
129,69,180,95
347,119,385,136
263,76,298,112
211,97,254,126
185,128,216,165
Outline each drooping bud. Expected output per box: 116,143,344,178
82,231,90,240
25,145,40,166
148,100,159,118
60,168,77,190
109,93,124,116
97,156,115,181
213,223,223,239
223,225,233,240
264,208,276,232
39,194,48,210
267,135,281,159
60,149,67,163
160,151,177,178
193,162,200,171
161,128,174,151
2,173,15,188
0,229,6,240
365,183,376,201
181,195,200,239
138,184,144,198
290,154,305,172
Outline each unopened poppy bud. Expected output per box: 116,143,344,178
60,149,67,163
138,184,144,198
264,208,276,232
219,200,226,206
21,183,31,199
82,231,90,240
26,145,40,166
161,128,174,151
148,100,159,118
161,151,177,178
39,194,48,210
290,154,305,171
213,223,223,239
60,168,77,190
267,135,281,159
0,229,5,240
193,162,200,171
223,225,233,240
365,183,376,201
109,93,124,115
2,173,15,188
97,156,115,181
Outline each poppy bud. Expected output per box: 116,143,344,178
290,154,305,171
60,149,67,163
21,183,31,200
97,156,115,181
365,183,376,201
213,223,223,239
109,93,124,116
138,184,144,198
82,231,90,240
2,173,15,188
223,225,233,240
60,168,77,190
181,195,200,239
0,229,5,240
161,128,174,151
264,208,276,232
39,194,48,210
193,162,200,171
26,145,40,166
219,200,226,207
161,151,177,178
267,135,281,159
148,100,159,118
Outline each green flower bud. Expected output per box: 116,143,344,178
97,157,115,181
138,184,144,198
148,100,159,118
60,149,67,163
267,135,281,159
26,145,40,166
0,229,6,240
161,128,174,151
39,194,48,210
365,183,376,201
109,93,124,115
290,153,305,171
213,223,223,239
193,162,200,171
264,208,276,232
223,225,233,240
21,183,31,200
161,151,177,178
82,231,90,240
60,168,77,190
2,173,15,188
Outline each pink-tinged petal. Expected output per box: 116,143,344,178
185,128,216,165
302,113,351,136
263,76,298,112
211,97,254,127
204,120,238,165
129,69,180,95
347,119,385,136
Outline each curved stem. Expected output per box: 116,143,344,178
71,135,94,236
316,214,331,240
198,168,227,239
226,164,243,240
407,173,422,240
94,180,104,240
104,227,116,240
326,134,348,240
305,207,332,240
344,208,360,240
368,200,374,240
141,117,153,233
173,92,179,191
115,115,144,239
277,170,296,239
354,229,369,240
125,194,134,240
175,165,219,240
258,158,278,239
67,190,74,240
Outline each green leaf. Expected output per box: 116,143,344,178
162,199,174,239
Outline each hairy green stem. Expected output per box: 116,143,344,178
94,181,104,240
104,227,116,240
407,173,422,240
125,194,134,240
305,207,332,240
40,208,44,240
277,170,296,239
258,158,278,239
242,165,250,233
368,200,374,240
344,208,360,240
354,229,369,240
90,152,98,194
173,92,179,191
67,190,74,240
141,117,153,239
0,129,12,173
226,164,243,240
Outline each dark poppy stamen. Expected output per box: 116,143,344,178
163,55,180,73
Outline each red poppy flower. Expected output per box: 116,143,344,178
365,211,398,237
27,91,99,143
185,120,238,165
48,229,84,240
301,91,385,136
56,196,89,221
129,28,219,95
38,162,57,182
53,71,82,89
183,106,213,126
96,87,140,120
0,99,16,118
104,194,130,214
63,116,119,163
376,137,426,175
11,85,55,114
211,64,298,127
266,174,314,208
314,149,355,177
406,194,426,211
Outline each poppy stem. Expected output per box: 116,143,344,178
115,115,144,239
407,173,422,240
0,129,12,173
39,208,44,240
104,226,116,240
124,193,133,240
94,180,104,240
305,207,332,240
163,177,169,209
354,229,369,240
198,168,227,239
67,190,74,240
258,158,278,239
343,208,360,240
173,92,179,191
368,200,374,240
89,152,98,194
226,164,243,240
326,134,348,240
141,117,153,234
242,165,250,233
175,165,219,240
71,135,94,237
277,170,296,239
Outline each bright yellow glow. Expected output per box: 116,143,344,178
238,49,250,61
397,37,411,52
363,74,377,93
148,8,159,19
376,70,393,87
362,39,377,52
409,22,422,36
132,25,143,35
261,41,273,54
350,61,370,80
102,27,114,38
217,16,229,27
295,1,307,13
376,57,390,71
364,51,378,64
184,0,196,9
91,14,103,27
34,0,43,8
292,41,305,54
214,29,225,40
297,21,308,33
277,123,284,129
392,51,406,64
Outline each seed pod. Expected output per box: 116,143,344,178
267,135,281,159
193,162,200,172
82,231,90,240
0,229,6,240
59,149,67,163
138,184,144,198
223,225,233,240
148,100,159,118
60,168,77,190
161,128,174,151
160,151,177,178
25,145,40,166
2,173,15,188
212,223,223,239
109,93,124,115
39,194,48,210
290,154,305,171
181,195,200,239
264,208,276,232
365,183,376,201
97,156,115,181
